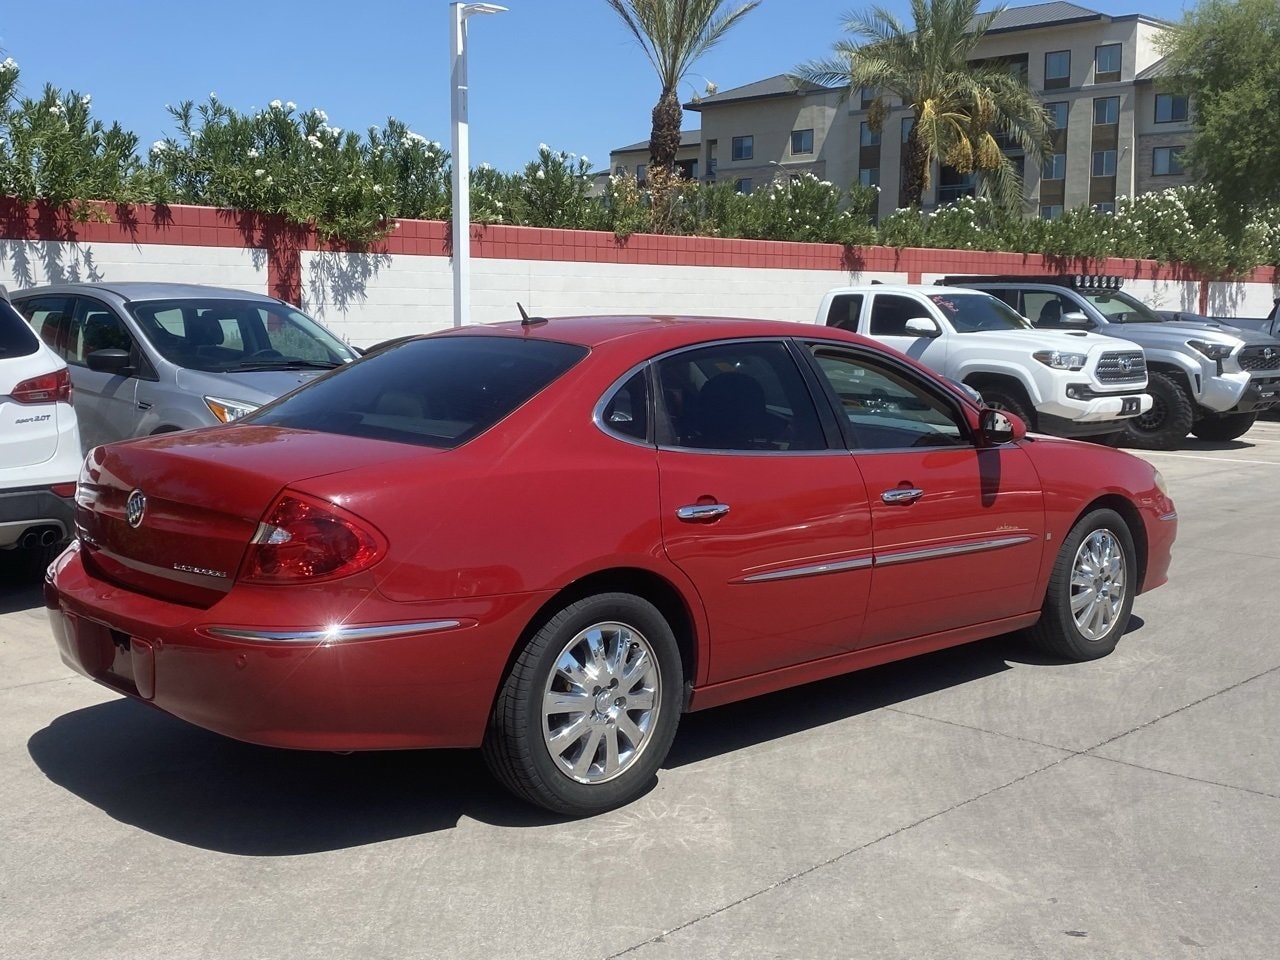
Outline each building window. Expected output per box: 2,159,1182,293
731,136,753,161
735,178,752,194
859,85,879,108
860,122,881,146
1094,202,1116,214
1045,50,1071,88
635,164,647,184
791,128,814,155
1095,43,1122,76
614,165,625,175
1092,150,1117,176
1093,96,1120,125
859,167,880,188
1046,101,1069,130
901,117,914,143
1153,146,1186,176
1042,153,1066,180
1155,93,1189,123
1040,204,1064,220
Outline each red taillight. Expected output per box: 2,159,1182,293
12,367,71,405
240,491,385,584
50,482,78,498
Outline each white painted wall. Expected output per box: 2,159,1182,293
0,241,266,291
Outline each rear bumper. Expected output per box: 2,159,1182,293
0,485,75,549
45,545,548,751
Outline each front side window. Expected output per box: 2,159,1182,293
731,136,753,161
790,128,814,155
1078,290,1163,324
1042,153,1066,180
860,122,881,146
128,298,357,373
1045,50,1071,86
1155,93,1189,123
1094,96,1120,125
1153,145,1186,176
248,336,588,449
654,341,825,451
807,344,968,450
72,300,133,365
1092,149,1117,176
1095,43,1122,75
1046,101,1069,129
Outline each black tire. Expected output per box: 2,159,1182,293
1028,508,1136,661
979,386,1037,432
1190,411,1256,442
1120,372,1194,450
483,593,683,816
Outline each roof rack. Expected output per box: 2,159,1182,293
938,274,1126,290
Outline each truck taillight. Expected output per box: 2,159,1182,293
240,491,385,584
12,367,71,405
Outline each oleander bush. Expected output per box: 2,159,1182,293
1,59,1278,271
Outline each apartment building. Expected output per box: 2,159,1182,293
607,1,1192,222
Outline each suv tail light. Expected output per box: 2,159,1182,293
240,491,386,584
12,367,72,405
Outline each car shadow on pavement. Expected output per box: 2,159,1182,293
0,555,47,615
26,618,1149,851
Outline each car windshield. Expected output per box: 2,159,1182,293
127,298,358,372
1079,290,1164,324
928,293,1032,332
245,335,589,448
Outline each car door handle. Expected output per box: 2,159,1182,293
881,487,924,504
676,503,731,522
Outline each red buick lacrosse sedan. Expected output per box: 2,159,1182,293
45,315,1176,815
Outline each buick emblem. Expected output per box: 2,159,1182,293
125,489,147,528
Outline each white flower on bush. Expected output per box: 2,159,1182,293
373,184,383,193
307,135,322,149
255,168,266,177
286,101,297,111
49,103,63,116
80,94,92,106
0,58,18,73
270,99,283,109
313,108,328,122
150,140,167,155
247,147,260,158
535,170,545,180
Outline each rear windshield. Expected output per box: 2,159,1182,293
127,298,358,372
0,301,39,358
245,335,589,448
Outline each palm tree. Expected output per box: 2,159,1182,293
795,0,1050,212
606,0,760,175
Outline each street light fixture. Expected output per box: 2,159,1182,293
450,1,507,328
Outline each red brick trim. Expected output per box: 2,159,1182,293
2,199,1276,291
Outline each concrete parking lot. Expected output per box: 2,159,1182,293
2,425,1277,960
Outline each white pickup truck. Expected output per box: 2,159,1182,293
817,285,1152,438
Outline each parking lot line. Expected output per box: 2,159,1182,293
1138,452,1278,466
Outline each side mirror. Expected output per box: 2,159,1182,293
979,407,1026,444
1061,311,1092,328
904,317,941,338
85,348,133,374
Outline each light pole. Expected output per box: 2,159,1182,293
450,2,506,328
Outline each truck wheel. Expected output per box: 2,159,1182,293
979,387,1036,431
1190,412,1256,442
1120,372,1194,450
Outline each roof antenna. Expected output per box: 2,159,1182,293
517,302,548,326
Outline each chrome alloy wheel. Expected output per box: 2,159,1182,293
541,621,661,784
1070,528,1127,640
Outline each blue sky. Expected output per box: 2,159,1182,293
2,0,1171,175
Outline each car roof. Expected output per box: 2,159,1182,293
13,281,284,304
826,285,994,296
432,314,871,351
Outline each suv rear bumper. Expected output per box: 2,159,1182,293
0,485,75,549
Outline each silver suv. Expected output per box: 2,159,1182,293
944,275,1280,448
12,283,359,451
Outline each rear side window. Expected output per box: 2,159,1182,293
247,336,588,448
1,302,41,358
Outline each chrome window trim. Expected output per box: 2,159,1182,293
206,619,463,644
874,535,1035,567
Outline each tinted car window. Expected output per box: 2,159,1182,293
0,301,40,358
655,341,825,451
601,370,650,442
127,298,357,371
247,336,588,448
1078,290,1163,324
809,344,969,449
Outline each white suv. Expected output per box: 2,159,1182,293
0,288,81,571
